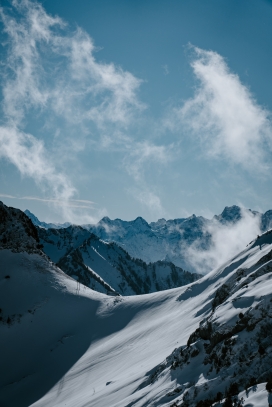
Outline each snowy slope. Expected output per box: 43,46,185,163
132,230,272,407
1,201,272,407
27,229,272,407
39,226,199,295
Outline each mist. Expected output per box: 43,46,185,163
184,209,262,274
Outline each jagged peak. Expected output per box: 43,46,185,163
100,216,112,223
213,205,242,224
133,216,149,225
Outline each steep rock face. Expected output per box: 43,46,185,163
0,201,42,254
261,209,272,231
38,226,200,296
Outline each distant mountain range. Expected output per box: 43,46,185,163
25,205,272,273
38,224,199,295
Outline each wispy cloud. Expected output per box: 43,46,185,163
0,0,146,222
124,140,172,182
184,208,261,274
0,126,75,199
169,46,272,173
124,140,173,217
0,193,95,208
0,0,143,127
162,64,169,75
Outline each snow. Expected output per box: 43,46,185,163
0,249,201,407
238,383,271,407
26,205,272,273
85,206,272,273
2,202,272,406
39,227,199,296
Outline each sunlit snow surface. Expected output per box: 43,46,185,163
1,231,272,407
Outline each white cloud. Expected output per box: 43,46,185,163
0,125,107,223
68,28,144,127
173,47,272,172
1,0,144,128
125,140,172,182
184,208,261,274
0,0,146,222
0,125,75,199
0,0,61,123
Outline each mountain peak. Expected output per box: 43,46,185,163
25,209,39,220
132,216,150,229
24,210,70,229
215,205,242,224
100,216,112,223
133,216,148,224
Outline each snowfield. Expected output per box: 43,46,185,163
0,249,202,407
1,202,272,406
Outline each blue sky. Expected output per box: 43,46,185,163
0,0,272,223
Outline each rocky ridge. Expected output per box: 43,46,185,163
38,225,200,296
0,202,43,254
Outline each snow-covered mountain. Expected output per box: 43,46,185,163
2,201,272,407
25,205,272,273
38,224,199,295
136,229,272,406
24,209,71,229
86,214,210,270
86,206,272,272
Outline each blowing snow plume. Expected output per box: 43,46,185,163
0,0,143,223
184,208,262,274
